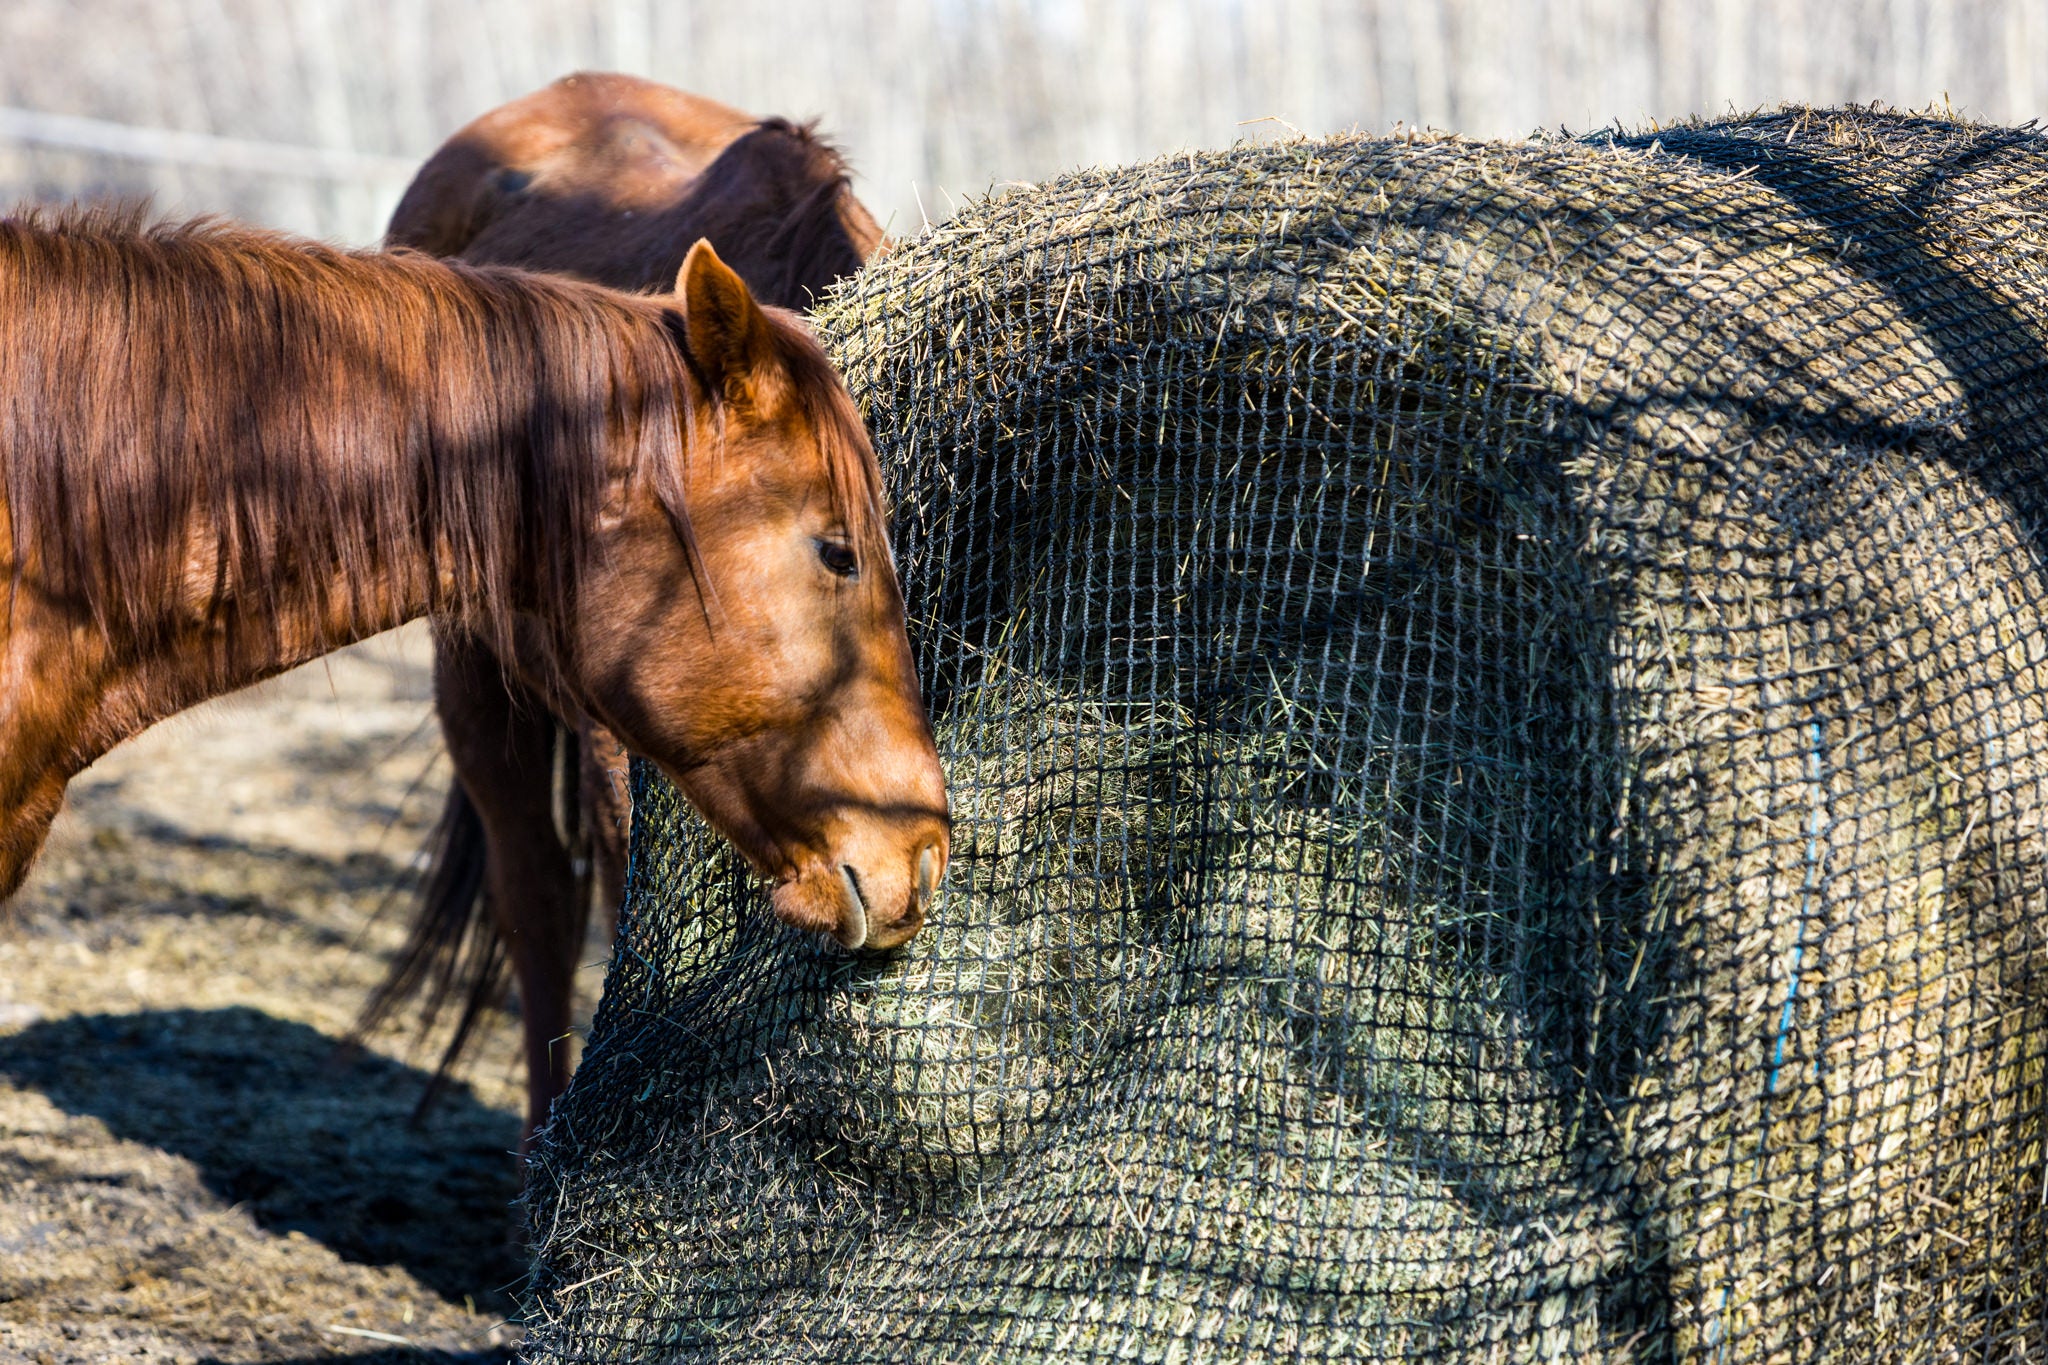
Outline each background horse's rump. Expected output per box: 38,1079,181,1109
521,107,2048,1363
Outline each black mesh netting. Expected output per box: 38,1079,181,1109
518,107,2048,1362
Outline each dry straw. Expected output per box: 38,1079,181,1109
521,106,2048,1363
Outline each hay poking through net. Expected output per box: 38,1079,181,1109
521,106,2048,1363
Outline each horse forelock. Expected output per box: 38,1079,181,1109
0,206,696,688
763,310,890,574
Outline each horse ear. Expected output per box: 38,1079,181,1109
671,239,783,413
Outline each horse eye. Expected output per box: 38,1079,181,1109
817,539,858,578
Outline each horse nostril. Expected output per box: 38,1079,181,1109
916,844,939,903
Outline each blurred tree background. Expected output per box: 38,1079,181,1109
0,0,2040,244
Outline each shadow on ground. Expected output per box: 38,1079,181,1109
0,1006,526,1310
200,1352,510,1365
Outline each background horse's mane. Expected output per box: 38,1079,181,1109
696,118,885,310
0,206,883,681
430,115,885,313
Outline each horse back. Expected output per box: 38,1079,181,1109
387,71,755,259
387,75,883,309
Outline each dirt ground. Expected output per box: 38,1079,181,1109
0,624,591,1364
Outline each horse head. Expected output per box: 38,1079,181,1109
574,240,947,949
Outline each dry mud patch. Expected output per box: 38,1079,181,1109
0,626,592,1364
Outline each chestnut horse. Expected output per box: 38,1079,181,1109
361,73,889,1139
0,209,946,1148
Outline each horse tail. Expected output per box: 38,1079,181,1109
348,777,507,1121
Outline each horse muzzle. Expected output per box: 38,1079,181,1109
771,831,947,951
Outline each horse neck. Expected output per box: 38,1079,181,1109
3,251,657,774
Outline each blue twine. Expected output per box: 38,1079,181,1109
1767,721,1827,1096
1722,720,1829,1361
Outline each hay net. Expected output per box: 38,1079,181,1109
521,107,2048,1363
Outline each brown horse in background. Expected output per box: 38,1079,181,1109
0,208,944,1151
362,73,889,1140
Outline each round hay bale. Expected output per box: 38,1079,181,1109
520,106,2048,1364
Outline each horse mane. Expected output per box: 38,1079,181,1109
0,207,890,677
700,118,885,311
0,205,698,680
438,116,885,315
